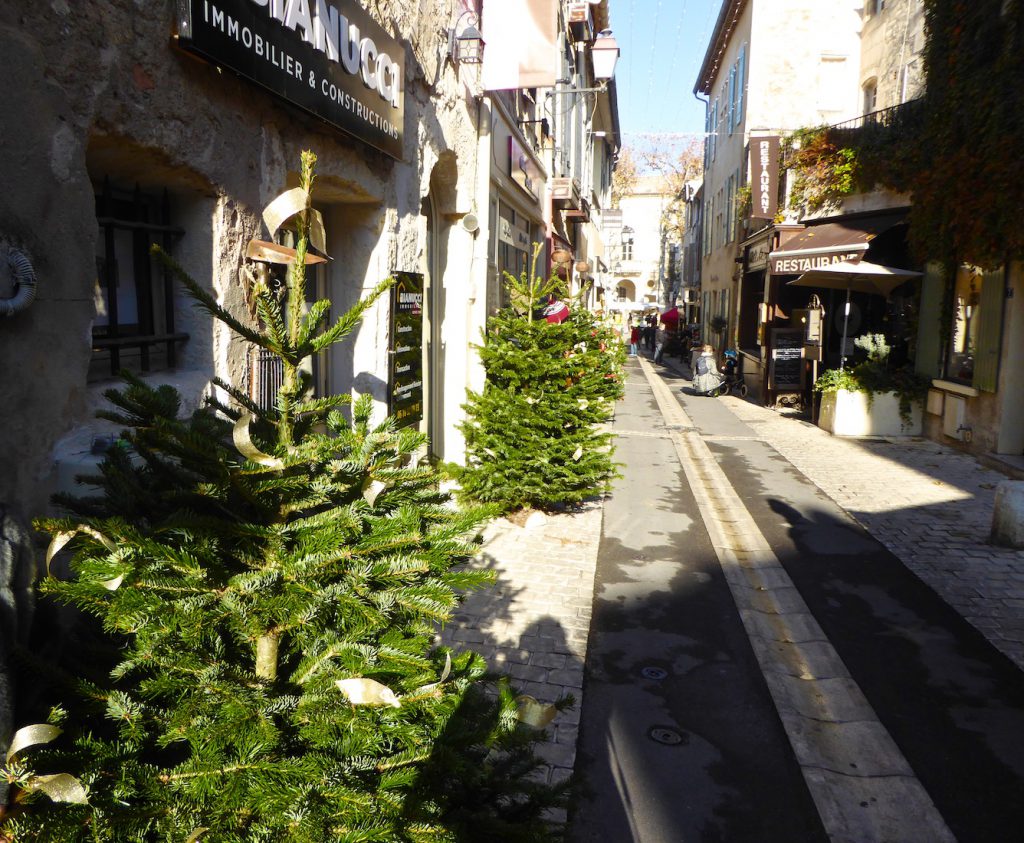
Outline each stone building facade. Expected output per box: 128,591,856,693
0,0,485,525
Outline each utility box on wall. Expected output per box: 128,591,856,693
942,394,967,440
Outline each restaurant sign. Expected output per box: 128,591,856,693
176,0,404,159
389,271,423,429
750,135,780,220
770,250,862,275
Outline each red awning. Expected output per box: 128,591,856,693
660,307,680,324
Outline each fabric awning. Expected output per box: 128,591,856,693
769,213,907,275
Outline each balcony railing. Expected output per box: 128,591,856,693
827,98,926,144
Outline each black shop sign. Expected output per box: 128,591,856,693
389,272,423,429
176,0,404,160
769,328,804,391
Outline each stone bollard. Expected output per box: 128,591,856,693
990,481,1024,549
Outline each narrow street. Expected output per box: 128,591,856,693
569,356,1024,842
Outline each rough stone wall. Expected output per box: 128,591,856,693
859,0,925,110
0,0,480,518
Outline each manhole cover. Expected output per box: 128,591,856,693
648,726,686,746
641,666,668,681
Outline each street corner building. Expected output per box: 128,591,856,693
0,0,491,525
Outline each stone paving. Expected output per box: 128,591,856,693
721,395,1024,671
441,354,1024,821
440,502,602,805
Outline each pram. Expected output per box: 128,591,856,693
721,349,748,397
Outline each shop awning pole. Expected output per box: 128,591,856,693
839,285,851,372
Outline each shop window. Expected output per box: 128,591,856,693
945,264,1004,391
91,180,187,380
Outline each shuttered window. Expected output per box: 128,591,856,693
736,44,746,126
727,66,736,135
914,262,944,379
972,266,1005,392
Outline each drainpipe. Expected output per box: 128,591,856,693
0,249,37,317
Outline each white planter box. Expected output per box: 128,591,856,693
818,389,922,437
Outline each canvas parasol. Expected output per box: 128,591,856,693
787,260,921,370
660,306,680,325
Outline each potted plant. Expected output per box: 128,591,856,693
814,333,929,436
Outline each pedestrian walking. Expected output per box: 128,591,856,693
654,322,668,363
629,323,641,356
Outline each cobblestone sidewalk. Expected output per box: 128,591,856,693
440,502,603,804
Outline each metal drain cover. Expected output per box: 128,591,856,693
648,726,686,746
641,666,668,681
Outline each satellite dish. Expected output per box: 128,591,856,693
461,213,479,233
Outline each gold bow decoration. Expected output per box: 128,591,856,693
4,724,89,805
45,527,123,590
232,413,285,470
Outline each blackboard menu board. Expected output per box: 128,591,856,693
388,272,423,429
770,329,804,390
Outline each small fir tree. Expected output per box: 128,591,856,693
4,153,570,841
453,251,624,512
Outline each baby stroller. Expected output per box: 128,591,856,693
692,349,726,396
721,349,748,397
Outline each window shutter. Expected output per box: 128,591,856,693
914,262,944,379
727,66,736,135
972,266,1005,392
711,100,718,160
737,45,746,125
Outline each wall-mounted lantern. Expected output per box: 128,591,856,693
449,10,485,65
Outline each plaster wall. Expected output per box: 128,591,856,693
0,0,481,523
699,0,863,340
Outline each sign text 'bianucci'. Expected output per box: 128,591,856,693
177,0,405,159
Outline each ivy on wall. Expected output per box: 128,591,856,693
782,0,1024,269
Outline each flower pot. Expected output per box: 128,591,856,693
817,389,922,437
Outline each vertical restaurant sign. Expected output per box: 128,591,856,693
389,271,423,429
750,135,779,219
176,0,404,159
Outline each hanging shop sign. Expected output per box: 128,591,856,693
509,138,541,201
388,271,423,429
746,236,771,272
750,135,780,220
176,0,404,160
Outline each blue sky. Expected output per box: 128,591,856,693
610,0,722,152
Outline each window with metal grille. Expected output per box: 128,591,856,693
91,180,188,380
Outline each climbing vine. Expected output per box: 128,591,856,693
782,0,1024,269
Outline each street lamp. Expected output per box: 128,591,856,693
590,30,619,82
547,29,620,97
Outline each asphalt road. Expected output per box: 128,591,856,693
569,358,1024,842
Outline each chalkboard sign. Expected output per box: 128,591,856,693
769,329,804,390
388,272,423,429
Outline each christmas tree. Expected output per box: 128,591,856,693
453,252,624,512
4,152,570,841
